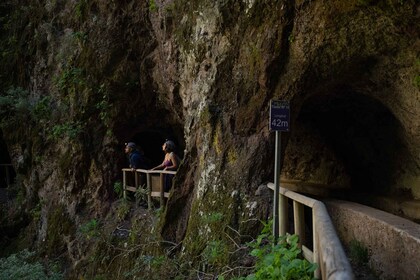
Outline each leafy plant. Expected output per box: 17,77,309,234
32,96,52,121
202,212,224,224
0,87,30,126
74,0,88,20
72,31,88,45
117,200,131,221
124,254,178,279
49,122,82,140
241,220,317,280
113,181,123,198
0,250,63,280
55,67,85,94
202,240,228,267
149,0,158,12
79,219,100,240
135,184,148,202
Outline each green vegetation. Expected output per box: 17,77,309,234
45,205,75,257
349,239,369,265
240,220,317,280
50,122,82,140
116,200,131,221
113,181,123,198
95,83,113,135
202,240,229,267
244,235,317,280
74,0,88,20
0,250,63,280
55,67,86,94
72,31,88,45
79,219,101,240
414,75,420,89
135,185,148,203
149,0,158,12
0,87,31,127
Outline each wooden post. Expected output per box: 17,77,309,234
313,210,320,279
159,173,165,208
279,194,288,236
294,201,305,248
147,173,152,210
123,169,127,200
134,170,139,205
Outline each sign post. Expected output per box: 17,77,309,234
269,100,290,244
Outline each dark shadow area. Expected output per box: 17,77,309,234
0,131,16,189
298,88,408,196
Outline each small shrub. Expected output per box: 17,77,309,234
113,181,123,198
135,185,148,202
49,122,82,140
0,250,63,280
79,219,100,240
202,240,228,267
117,200,131,221
55,67,85,91
149,0,158,12
203,212,224,224
0,87,31,127
32,96,52,121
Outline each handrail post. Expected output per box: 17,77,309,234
122,169,127,200
313,210,320,279
134,171,139,189
280,193,288,236
134,171,139,205
293,201,305,248
147,173,152,210
159,173,165,208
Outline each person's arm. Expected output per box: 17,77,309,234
164,153,179,171
151,161,164,170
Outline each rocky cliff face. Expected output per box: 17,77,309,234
0,0,418,276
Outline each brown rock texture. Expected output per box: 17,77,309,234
0,0,418,276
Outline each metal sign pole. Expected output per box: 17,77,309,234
270,100,289,245
273,131,281,243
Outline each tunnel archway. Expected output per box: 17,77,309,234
283,87,412,198
121,126,185,170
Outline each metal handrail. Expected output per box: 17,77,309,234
121,168,177,209
267,182,354,280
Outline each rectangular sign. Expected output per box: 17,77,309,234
270,100,290,131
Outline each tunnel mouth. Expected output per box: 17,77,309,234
285,87,412,198
119,125,185,170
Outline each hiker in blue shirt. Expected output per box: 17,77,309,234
125,142,148,170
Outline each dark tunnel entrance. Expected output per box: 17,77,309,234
287,88,411,197
0,131,16,189
124,127,185,169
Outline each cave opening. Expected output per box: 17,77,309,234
292,88,410,197
0,131,16,189
121,126,185,170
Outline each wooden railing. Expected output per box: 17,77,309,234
0,164,13,188
122,168,176,209
267,182,354,280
